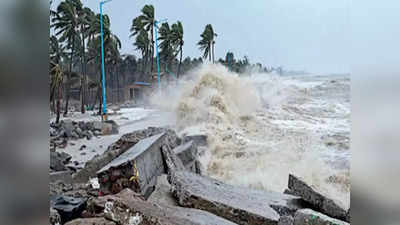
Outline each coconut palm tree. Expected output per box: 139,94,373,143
171,21,184,78
77,6,95,113
134,29,150,75
51,0,83,116
137,5,155,72
158,22,174,65
197,24,217,63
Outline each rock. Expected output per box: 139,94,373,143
50,195,87,224
65,218,116,225
278,216,294,225
50,171,73,184
103,120,119,135
97,133,167,198
79,145,87,151
287,174,349,222
170,171,307,225
50,127,58,137
294,209,349,225
92,121,103,131
50,207,61,225
80,152,86,156
50,152,71,171
62,119,75,137
90,189,237,225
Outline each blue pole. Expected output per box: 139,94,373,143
154,19,167,93
100,0,112,120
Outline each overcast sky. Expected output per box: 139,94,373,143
52,0,351,74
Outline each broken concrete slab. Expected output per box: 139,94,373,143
288,174,349,222
294,209,349,225
173,141,201,173
147,175,178,206
50,171,73,184
91,189,238,225
65,217,116,225
73,127,179,183
97,133,167,197
183,134,208,146
170,171,307,225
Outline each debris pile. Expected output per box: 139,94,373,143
49,126,350,225
50,119,119,149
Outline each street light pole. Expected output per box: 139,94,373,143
154,19,167,93
100,0,112,121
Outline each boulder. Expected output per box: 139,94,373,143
287,174,349,222
65,218,116,225
92,121,103,131
89,189,238,225
62,119,75,137
294,209,349,225
103,120,119,135
50,152,71,171
50,195,87,224
170,171,307,225
50,207,61,225
278,216,294,225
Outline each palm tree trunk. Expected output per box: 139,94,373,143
212,42,215,63
56,84,61,123
177,45,183,79
150,27,154,72
208,43,211,62
80,25,86,114
64,38,75,116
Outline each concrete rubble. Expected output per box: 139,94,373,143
49,126,351,225
287,174,349,222
89,189,238,225
294,209,349,225
169,171,307,225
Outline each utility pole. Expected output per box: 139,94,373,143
100,0,112,121
154,19,167,93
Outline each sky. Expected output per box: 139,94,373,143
51,0,351,74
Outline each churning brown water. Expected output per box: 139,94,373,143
153,64,350,207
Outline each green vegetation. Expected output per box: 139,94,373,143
50,1,271,116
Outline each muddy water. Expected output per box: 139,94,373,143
154,64,350,208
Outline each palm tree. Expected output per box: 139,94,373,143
158,22,174,65
51,0,83,116
171,21,184,78
77,7,95,114
197,24,217,63
137,5,155,72
134,29,150,76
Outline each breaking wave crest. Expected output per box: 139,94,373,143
153,64,350,207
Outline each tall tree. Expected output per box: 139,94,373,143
51,0,83,116
197,24,216,62
171,21,184,78
138,5,155,73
